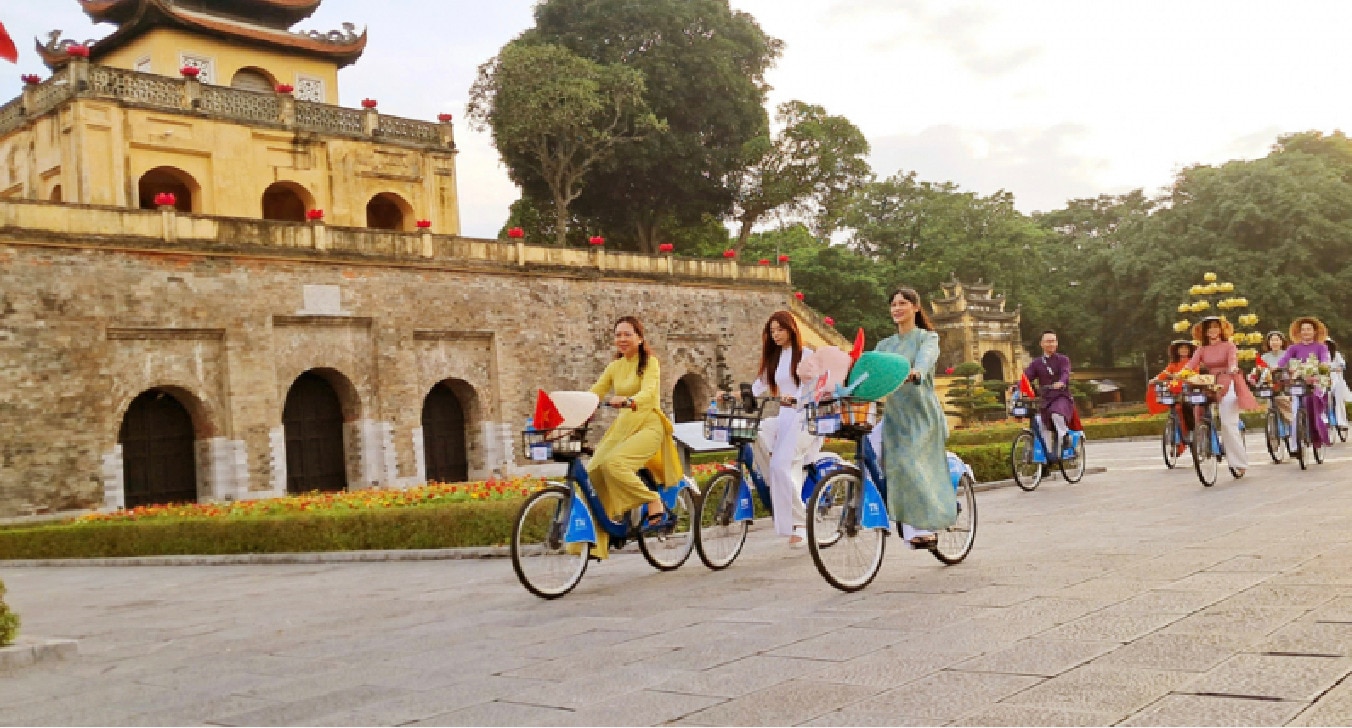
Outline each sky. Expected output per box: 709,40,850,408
3,0,1351,237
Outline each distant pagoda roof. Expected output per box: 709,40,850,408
39,0,366,69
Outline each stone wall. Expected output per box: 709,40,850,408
0,205,790,516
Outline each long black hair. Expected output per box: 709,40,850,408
614,316,652,377
889,287,934,330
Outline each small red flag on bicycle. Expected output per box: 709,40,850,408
0,22,17,64
1018,372,1036,398
849,328,865,362
532,389,564,431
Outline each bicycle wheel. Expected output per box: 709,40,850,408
1191,420,1218,487
693,469,749,570
931,474,977,565
1313,413,1326,464
806,471,885,592
511,485,589,599
1162,416,1179,469
1296,415,1310,470
1059,434,1087,484
638,487,696,571
1265,409,1286,463
1010,431,1043,491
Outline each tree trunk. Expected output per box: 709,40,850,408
734,216,755,253
635,222,660,255
553,192,569,248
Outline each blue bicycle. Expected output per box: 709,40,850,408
1181,382,1246,486
693,389,847,570
1253,373,1290,464
510,403,700,599
1154,381,1191,469
1008,392,1086,491
803,397,977,592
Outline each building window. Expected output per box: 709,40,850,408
295,75,325,103
134,56,152,74
178,54,215,84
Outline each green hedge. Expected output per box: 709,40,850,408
0,578,17,646
0,500,523,561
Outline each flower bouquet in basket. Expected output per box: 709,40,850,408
1291,354,1332,392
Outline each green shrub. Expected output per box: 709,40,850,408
0,578,18,646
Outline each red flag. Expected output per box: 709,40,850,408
0,23,16,64
1018,372,1036,398
532,389,564,431
1069,405,1083,432
849,328,865,362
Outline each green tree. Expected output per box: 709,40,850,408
498,197,591,247
729,101,872,251
467,43,662,247
945,362,1004,425
520,0,783,252
0,577,17,647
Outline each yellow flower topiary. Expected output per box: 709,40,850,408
1204,272,1217,282
1173,321,1190,333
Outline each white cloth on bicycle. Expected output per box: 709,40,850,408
752,347,821,537
1331,353,1350,426
1042,413,1069,458
1218,388,1248,469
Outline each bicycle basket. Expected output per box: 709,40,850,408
521,426,588,462
703,397,764,444
806,397,877,436
1154,382,1177,406
1255,383,1274,398
1182,383,1212,405
1288,379,1308,397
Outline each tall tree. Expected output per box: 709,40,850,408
729,101,872,251
467,43,662,247
520,0,783,252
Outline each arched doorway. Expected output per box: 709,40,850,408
261,181,311,222
230,67,275,93
422,381,470,483
282,371,348,493
366,192,411,231
982,352,1005,383
672,374,707,423
119,390,198,508
138,167,197,212
50,185,62,202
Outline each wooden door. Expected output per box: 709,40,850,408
120,390,198,507
422,383,468,483
283,372,347,493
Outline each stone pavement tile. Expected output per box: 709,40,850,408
1038,610,1185,643
897,619,1031,655
952,639,1120,677
998,665,1194,714
407,700,573,726
544,688,724,727
863,670,1041,720
796,708,934,726
1307,596,1352,622
678,679,879,726
1118,694,1306,726
1205,554,1312,573
1289,674,1352,725
1091,632,1256,672
118,695,279,727
1219,584,1340,609
967,597,1102,635
948,704,1121,726
767,627,908,662
954,585,1046,608
808,645,971,689
1161,606,1307,639
514,662,698,710
520,629,654,659
213,684,411,726
1106,590,1228,614
1159,571,1274,594
648,655,825,699
1180,653,1352,701
0,679,178,725
850,604,986,633
1052,579,1172,610
284,675,553,725
1253,620,1352,657
499,641,676,681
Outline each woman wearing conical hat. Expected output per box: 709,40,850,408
1147,339,1196,456
1278,317,1332,449
1183,316,1257,477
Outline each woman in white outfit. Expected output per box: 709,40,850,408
1327,338,1350,438
749,311,822,548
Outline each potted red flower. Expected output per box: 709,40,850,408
722,249,736,259
361,99,378,109
824,316,835,326
180,66,201,79
21,74,41,86
658,243,674,253
588,236,605,246
758,258,769,266
506,227,525,239
275,83,294,94
437,113,453,123
306,209,325,221
794,291,805,301
66,45,90,59
153,192,177,207
415,219,432,229
778,254,790,263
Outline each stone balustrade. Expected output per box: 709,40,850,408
0,198,791,286
0,60,451,149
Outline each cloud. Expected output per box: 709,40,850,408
827,0,1043,77
869,124,1111,212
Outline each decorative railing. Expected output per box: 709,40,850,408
0,60,450,149
0,199,791,287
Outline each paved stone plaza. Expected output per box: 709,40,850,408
6,440,1352,726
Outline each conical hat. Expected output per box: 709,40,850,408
846,351,912,401
549,391,599,428
797,346,853,390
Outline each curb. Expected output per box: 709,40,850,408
0,639,78,670
973,466,1108,493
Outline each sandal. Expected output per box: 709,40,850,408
642,510,674,534
909,535,938,550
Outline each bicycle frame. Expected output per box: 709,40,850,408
1010,393,1083,464
559,458,694,545
712,441,849,525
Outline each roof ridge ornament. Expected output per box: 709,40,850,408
294,22,362,46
